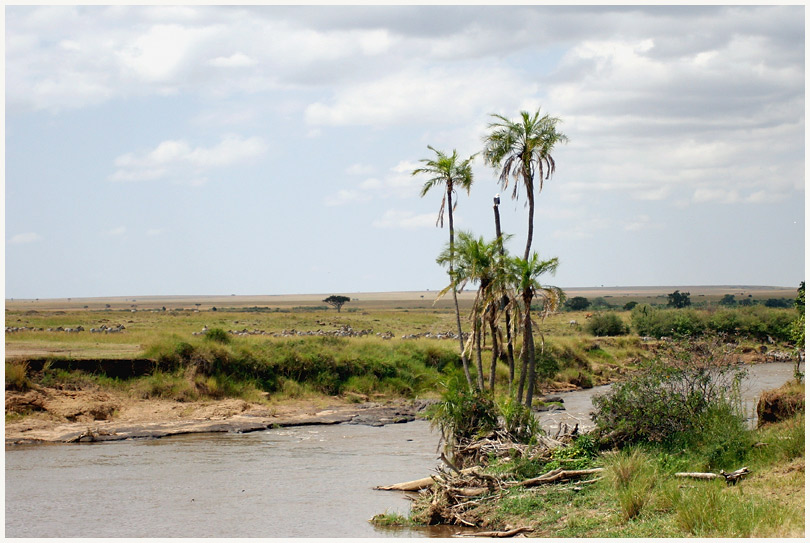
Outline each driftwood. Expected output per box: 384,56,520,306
510,467,604,488
675,467,750,486
455,526,533,537
375,467,479,491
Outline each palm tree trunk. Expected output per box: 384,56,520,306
493,201,515,387
516,298,532,403
488,305,499,393
524,190,534,261
475,319,485,390
447,184,474,390
524,314,537,408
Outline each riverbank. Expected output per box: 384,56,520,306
5,388,430,445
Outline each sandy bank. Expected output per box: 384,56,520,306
5,387,430,445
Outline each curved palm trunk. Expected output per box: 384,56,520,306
524,185,534,260
447,184,474,390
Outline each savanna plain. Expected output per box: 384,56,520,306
5,285,805,537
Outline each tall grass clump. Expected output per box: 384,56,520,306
6,361,31,391
603,447,659,520
204,327,231,344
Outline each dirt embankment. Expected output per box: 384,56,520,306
5,386,431,445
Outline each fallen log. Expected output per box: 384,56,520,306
455,526,532,537
674,472,721,480
376,467,479,491
511,467,604,488
675,467,750,486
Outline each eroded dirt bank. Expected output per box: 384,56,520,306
5,386,430,445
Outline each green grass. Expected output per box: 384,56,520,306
402,409,804,538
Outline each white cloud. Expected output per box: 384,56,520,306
9,232,42,244
117,24,216,83
324,160,424,206
146,228,163,236
209,52,256,68
109,134,267,182
693,188,740,204
304,64,528,127
372,210,436,229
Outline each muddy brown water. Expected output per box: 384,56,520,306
5,362,800,538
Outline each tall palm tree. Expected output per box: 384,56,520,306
414,146,477,390
482,109,567,260
511,254,562,407
484,110,566,405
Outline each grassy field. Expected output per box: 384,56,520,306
5,286,799,397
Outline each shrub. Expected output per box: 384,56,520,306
591,340,747,447
586,312,629,336
497,395,539,444
5,361,31,391
204,328,231,344
426,376,498,453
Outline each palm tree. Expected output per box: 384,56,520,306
437,231,514,392
510,254,562,407
482,109,567,260
414,146,477,390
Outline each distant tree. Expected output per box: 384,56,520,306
764,298,792,308
565,296,590,311
323,295,351,313
667,290,691,309
623,301,638,311
739,297,754,307
719,294,737,307
591,297,614,310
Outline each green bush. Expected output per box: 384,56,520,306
426,376,498,452
204,328,231,344
586,312,629,336
591,340,747,447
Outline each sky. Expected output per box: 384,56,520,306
4,4,806,300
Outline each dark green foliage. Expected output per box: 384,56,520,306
718,294,736,307
590,297,614,310
323,295,351,312
623,301,638,311
204,328,231,344
586,312,629,336
426,375,499,449
534,350,559,380
764,298,792,308
632,304,793,341
667,290,691,308
565,296,590,311
591,340,746,447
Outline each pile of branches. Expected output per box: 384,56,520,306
403,424,601,530
453,424,580,467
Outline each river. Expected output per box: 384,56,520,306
5,362,800,538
